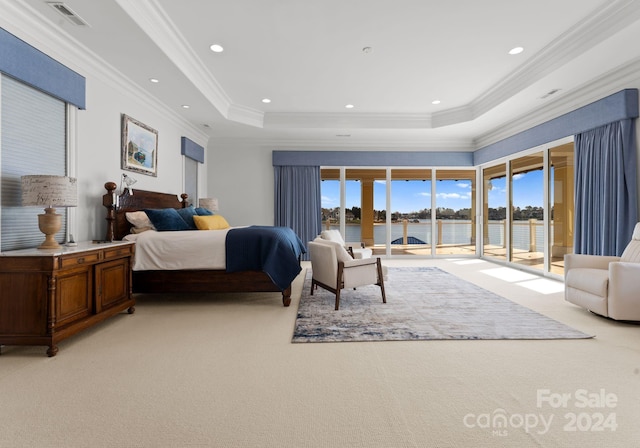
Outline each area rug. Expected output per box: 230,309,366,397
292,267,593,342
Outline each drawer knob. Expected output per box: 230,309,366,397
77,257,85,264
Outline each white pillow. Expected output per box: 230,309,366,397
126,211,154,229
320,229,345,245
314,238,352,263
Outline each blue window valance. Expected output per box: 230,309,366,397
181,137,205,163
0,28,86,109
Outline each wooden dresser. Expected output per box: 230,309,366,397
0,241,135,356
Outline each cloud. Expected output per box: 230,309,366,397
321,195,337,205
436,192,470,200
512,173,525,181
457,182,470,189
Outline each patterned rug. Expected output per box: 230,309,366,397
292,267,593,342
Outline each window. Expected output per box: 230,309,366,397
184,156,198,206
510,152,544,270
549,142,574,275
390,169,431,255
482,164,507,261
1,75,68,251
435,170,476,255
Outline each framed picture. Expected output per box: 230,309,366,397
121,114,158,177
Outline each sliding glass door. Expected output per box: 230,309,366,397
510,152,544,271
549,142,574,275
482,164,507,261
435,170,477,255
390,169,431,255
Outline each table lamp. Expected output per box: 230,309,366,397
21,175,78,249
198,197,219,212
121,173,137,195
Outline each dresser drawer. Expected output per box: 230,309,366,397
104,244,134,260
60,251,101,268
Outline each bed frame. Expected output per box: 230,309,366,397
102,182,292,306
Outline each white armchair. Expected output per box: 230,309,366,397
319,229,373,259
308,239,386,310
564,223,640,321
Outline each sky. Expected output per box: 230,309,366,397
321,169,545,213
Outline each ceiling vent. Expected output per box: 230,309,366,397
540,89,561,99
47,2,90,26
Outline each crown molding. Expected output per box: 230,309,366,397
115,0,266,129
132,0,640,133
475,55,640,149
227,103,264,128
0,0,209,144
469,0,640,125
208,136,475,151
264,112,432,129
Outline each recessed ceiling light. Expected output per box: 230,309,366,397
432,100,441,105
149,78,159,83
508,46,524,55
181,105,190,109
262,98,271,103
345,104,354,109
209,44,224,53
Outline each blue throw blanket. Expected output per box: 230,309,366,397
225,226,306,290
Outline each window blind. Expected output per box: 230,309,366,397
184,156,198,206
1,74,67,251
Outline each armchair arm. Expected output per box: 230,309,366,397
608,261,640,320
339,257,382,290
344,241,365,249
564,253,620,271
342,257,378,269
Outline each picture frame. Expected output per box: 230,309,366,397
121,114,158,177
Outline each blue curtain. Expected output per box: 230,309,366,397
274,165,321,260
574,119,638,255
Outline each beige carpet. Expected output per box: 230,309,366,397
1,258,639,447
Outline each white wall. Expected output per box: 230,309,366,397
76,75,205,241
0,10,209,243
206,141,274,226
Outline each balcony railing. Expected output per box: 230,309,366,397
324,219,547,252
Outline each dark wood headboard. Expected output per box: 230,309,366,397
102,181,188,241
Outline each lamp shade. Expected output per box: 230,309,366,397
21,175,78,208
199,197,219,212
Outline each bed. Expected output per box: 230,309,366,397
102,182,305,306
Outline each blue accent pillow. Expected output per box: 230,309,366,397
176,206,198,230
144,208,191,231
195,207,214,216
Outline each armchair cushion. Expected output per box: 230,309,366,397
313,237,352,263
320,229,345,244
620,239,640,262
319,230,372,259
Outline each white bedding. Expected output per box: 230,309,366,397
124,229,230,271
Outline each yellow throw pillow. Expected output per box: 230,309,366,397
193,214,230,230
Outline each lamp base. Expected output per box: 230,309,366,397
37,208,62,250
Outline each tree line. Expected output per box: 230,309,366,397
322,205,546,222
